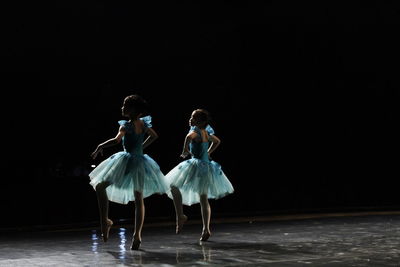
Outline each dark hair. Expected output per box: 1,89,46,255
124,94,149,117
193,109,211,127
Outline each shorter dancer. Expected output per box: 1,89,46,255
166,109,234,241
89,94,168,250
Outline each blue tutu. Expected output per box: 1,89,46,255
166,158,234,205
165,125,234,206
89,117,168,204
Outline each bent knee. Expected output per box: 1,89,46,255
170,186,179,192
95,182,109,191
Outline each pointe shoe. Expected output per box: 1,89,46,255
101,219,113,242
200,231,211,241
131,239,142,250
176,215,188,234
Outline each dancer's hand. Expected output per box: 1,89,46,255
180,151,190,159
91,146,103,159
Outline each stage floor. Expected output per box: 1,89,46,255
1,212,400,266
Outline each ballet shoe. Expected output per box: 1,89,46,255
101,219,113,242
130,239,142,250
176,215,188,234
200,231,211,241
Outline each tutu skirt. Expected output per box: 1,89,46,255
89,152,168,204
165,158,234,206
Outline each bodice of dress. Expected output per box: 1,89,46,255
118,116,152,155
189,125,215,162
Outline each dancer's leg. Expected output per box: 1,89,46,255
199,194,211,241
171,186,187,234
95,182,113,242
131,191,144,250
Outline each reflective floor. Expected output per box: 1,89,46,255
1,213,400,266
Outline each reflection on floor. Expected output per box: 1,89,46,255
1,212,400,266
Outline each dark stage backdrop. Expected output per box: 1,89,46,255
1,2,399,229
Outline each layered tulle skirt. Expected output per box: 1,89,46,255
89,152,168,204
165,158,234,206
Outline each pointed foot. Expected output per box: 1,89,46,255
176,215,188,234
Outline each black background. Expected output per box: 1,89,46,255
1,1,399,229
